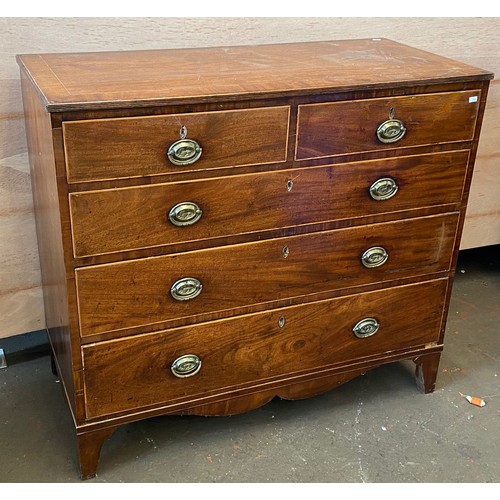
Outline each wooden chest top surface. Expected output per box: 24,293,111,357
16,38,492,111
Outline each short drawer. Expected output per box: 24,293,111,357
296,90,480,160
75,213,458,337
82,278,448,418
63,106,290,183
70,150,469,257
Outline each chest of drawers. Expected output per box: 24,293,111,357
17,39,492,479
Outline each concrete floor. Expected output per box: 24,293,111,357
1,246,499,483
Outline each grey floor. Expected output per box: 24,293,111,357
1,246,499,483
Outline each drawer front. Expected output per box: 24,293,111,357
63,106,290,183
296,91,480,160
70,150,468,257
76,213,458,337
83,279,448,418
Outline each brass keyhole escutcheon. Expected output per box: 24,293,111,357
278,316,286,328
282,246,289,258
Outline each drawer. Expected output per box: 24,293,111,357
70,150,469,257
63,106,290,183
82,278,448,418
296,91,480,160
75,213,458,337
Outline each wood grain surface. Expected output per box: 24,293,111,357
296,91,480,159
17,39,491,111
0,151,44,336
82,278,447,418
63,106,289,182
75,213,458,337
19,70,77,414
2,17,498,338
69,150,469,258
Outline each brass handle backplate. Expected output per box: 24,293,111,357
167,139,202,166
171,354,202,378
168,202,202,227
352,318,380,339
376,119,406,144
170,277,203,301
369,177,398,201
361,246,389,268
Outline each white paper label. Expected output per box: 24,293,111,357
469,96,478,103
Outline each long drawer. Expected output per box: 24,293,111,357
75,213,458,337
82,278,448,419
63,106,290,183
296,91,480,160
69,150,469,257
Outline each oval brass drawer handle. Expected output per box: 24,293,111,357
168,202,203,227
376,119,406,144
361,246,388,268
352,318,380,339
167,139,202,166
170,277,203,301
369,177,398,201
171,354,202,378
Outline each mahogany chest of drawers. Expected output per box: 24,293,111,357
17,39,492,479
